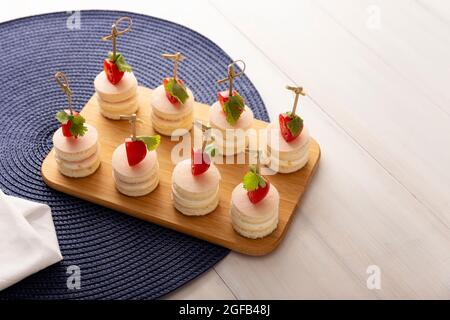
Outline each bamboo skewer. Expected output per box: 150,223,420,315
286,85,306,115
245,147,262,174
55,71,73,115
193,120,212,150
218,60,246,96
120,113,141,141
102,16,133,61
162,52,185,80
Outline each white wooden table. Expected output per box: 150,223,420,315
3,0,450,299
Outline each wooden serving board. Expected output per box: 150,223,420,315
42,86,320,256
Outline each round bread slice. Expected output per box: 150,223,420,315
94,71,138,103
97,94,138,113
57,154,101,178
230,182,279,239
172,159,221,198
173,191,220,216
100,103,139,120
209,101,254,131
268,153,309,173
112,143,158,183
113,172,159,197
55,146,100,171
231,209,278,239
150,84,194,121
266,122,310,158
53,124,99,162
151,112,193,136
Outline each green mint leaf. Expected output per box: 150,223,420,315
243,171,259,191
245,165,266,189
56,111,69,124
136,135,161,151
68,114,88,138
257,175,266,188
228,94,245,108
286,114,303,136
108,52,132,72
114,53,132,72
172,82,189,104
204,144,218,158
165,78,189,104
224,94,245,126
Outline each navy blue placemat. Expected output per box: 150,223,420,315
0,10,269,299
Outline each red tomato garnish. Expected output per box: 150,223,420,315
61,110,79,138
247,178,270,204
125,138,147,166
104,58,124,85
163,78,185,105
191,147,211,176
279,113,302,142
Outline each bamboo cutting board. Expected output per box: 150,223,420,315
41,86,320,256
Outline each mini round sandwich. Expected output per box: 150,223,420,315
112,114,161,197
150,52,194,136
94,17,139,120
53,72,101,178
209,60,254,155
231,156,279,239
266,86,310,173
172,142,220,216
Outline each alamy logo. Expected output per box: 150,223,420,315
366,5,381,30
66,11,81,30
66,265,81,290
366,265,381,290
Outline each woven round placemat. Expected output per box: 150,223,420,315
0,10,268,300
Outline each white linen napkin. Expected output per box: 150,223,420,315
0,189,62,291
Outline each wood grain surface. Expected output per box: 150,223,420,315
41,86,321,256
